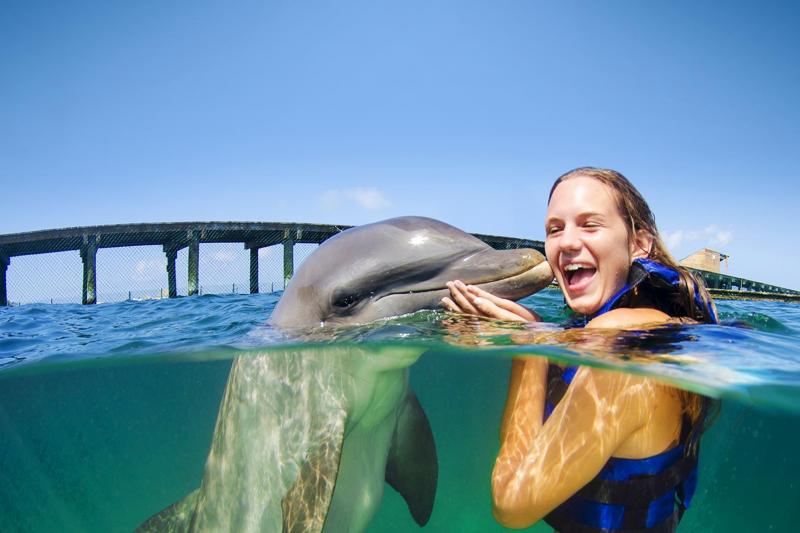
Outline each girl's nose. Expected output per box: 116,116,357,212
559,224,582,252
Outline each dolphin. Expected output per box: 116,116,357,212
137,216,552,533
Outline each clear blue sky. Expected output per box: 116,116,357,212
2,1,799,289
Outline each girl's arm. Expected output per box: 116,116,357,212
491,366,657,528
491,308,675,528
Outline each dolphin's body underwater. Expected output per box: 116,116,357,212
138,216,553,533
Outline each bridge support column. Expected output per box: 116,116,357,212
283,233,294,289
165,247,178,298
188,231,199,296
0,251,8,306
250,248,259,294
81,235,98,305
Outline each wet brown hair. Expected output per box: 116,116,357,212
549,167,718,425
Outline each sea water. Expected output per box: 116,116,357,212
0,289,798,532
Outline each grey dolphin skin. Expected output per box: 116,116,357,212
270,216,553,329
137,216,553,533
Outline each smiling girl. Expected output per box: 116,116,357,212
443,167,717,532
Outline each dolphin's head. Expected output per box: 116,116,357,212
269,216,553,329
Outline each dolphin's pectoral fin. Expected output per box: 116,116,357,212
281,418,346,533
385,391,438,526
135,488,200,533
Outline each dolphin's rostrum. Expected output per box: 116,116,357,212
137,216,553,532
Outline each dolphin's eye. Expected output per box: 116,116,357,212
332,293,360,309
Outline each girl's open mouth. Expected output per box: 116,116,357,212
564,264,597,290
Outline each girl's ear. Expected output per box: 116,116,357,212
630,229,654,259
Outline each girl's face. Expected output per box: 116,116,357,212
544,176,649,315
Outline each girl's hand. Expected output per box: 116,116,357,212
442,280,541,322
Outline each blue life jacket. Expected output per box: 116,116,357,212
591,258,717,324
543,259,712,532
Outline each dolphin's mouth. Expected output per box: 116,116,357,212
380,250,553,302
469,259,554,299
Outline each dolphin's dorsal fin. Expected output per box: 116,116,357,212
385,391,438,526
281,417,346,533
136,488,200,532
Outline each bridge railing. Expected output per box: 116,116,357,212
0,222,544,306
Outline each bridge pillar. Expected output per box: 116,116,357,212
188,231,200,296
81,235,98,305
283,232,294,289
0,250,9,306
250,248,259,294
165,247,178,298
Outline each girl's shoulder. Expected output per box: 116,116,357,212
585,307,673,329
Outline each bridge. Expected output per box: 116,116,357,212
0,222,796,305
693,271,800,301
0,221,543,306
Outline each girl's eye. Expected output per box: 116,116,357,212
546,226,562,235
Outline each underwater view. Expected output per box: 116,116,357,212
1,289,799,532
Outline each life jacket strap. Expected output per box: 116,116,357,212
546,507,680,533
572,451,698,507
